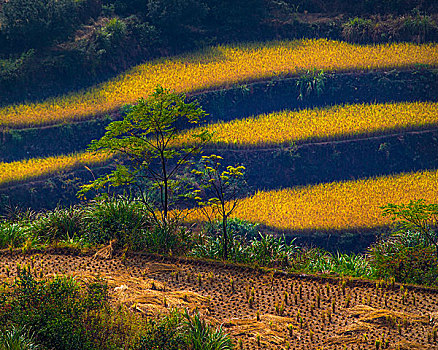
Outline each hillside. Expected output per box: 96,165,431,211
1,1,438,349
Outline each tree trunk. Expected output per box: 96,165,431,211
222,213,228,260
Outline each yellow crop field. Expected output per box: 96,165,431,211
3,101,437,188
0,152,110,188
1,39,437,128
179,101,438,148
187,170,438,231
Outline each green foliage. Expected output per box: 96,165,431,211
0,222,29,249
0,0,80,51
204,218,259,241
30,206,84,242
97,18,128,55
368,234,438,285
296,69,326,101
147,0,208,48
0,269,144,350
137,309,186,350
0,50,35,83
192,154,246,259
401,12,437,42
142,224,193,255
291,248,374,278
342,17,375,43
1,269,91,350
192,229,298,267
80,86,211,229
138,309,234,350
205,0,266,39
250,233,298,267
367,200,438,285
381,199,438,257
103,0,146,16
183,310,234,350
342,14,438,43
83,197,151,250
0,325,42,350
0,194,194,254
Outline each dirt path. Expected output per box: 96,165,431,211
1,251,437,349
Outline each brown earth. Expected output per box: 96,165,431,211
1,251,438,350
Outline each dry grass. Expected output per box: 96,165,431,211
349,304,429,325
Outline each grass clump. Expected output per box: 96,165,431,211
192,226,298,267
0,325,42,350
290,248,375,278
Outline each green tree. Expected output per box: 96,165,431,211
381,199,438,258
79,86,211,230
192,154,246,259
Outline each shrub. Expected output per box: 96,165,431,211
0,269,92,350
192,226,298,267
290,248,374,278
342,14,438,44
29,206,85,242
249,233,298,267
368,230,438,285
83,197,151,249
96,18,128,55
0,269,143,350
0,222,29,249
142,224,193,255
183,310,234,350
0,50,35,84
137,309,187,350
342,17,375,43
204,218,259,241
401,12,438,42
0,0,80,51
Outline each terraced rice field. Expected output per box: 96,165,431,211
0,151,110,187
2,101,437,188
1,39,437,128
180,101,438,148
1,252,437,350
187,169,438,232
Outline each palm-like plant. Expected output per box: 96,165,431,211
183,310,234,350
0,325,41,350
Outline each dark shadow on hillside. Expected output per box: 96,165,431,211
194,69,438,124
208,128,438,191
256,224,388,254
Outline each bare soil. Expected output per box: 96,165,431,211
1,251,438,350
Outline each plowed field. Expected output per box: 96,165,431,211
1,252,437,349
